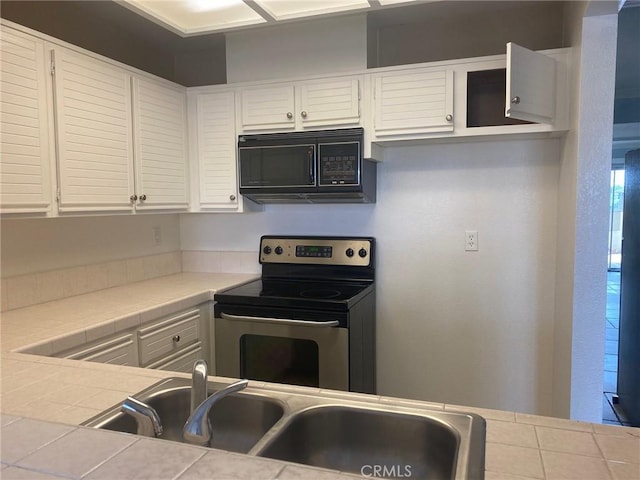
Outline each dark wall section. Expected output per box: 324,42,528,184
368,1,566,68
0,1,226,86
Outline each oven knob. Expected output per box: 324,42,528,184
275,246,283,255
263,246,272,255
345,248,354,257
358,248,368,258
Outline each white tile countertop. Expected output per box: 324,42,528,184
1,273,639,480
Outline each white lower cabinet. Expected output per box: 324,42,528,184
54,303,209,373
147,342,203,373
137,305,208,370
58,333,136,366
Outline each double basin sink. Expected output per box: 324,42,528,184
83,378,486,480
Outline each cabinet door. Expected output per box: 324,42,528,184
240,84,295,132
0,27,52,214
373,68,454,137
132,77,188,210
51,46,134,212
63,334,136,366
147,342,203,372
138,308,201,366
505,42,556,124
298,77,360,128
196,91,239,209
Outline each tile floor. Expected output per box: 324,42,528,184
602,271,632,426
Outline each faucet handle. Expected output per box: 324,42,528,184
121,396,163,438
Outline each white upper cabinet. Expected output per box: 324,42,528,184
505,42,556,124
240,83,295,131
194,90,239,210
0,27,52,214
132,77,189,210
51,45,135,213
297,77,360,128
372,68,454,138
239,75,362,133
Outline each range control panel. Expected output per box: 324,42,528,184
260,236,373,267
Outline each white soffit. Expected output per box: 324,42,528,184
121,0,425,36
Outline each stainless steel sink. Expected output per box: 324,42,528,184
82,378,286,454
254,405,484,480
84,378,485,479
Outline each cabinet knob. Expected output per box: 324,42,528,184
139,194,147,201
445,114,453,122
301,111,308,118
229,194,236,201
511,96,521,105
130,194,138,202
286,112,293,119
172,335,181,343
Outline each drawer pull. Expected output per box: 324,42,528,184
172,335,181,343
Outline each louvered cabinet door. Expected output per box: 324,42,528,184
373,68,454,137
0,27,52,214
196,91,239,209
298,77,360,129
132,77,188,210
239,84,295,132
51,46,134,212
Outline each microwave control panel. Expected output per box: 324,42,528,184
318,141,360,186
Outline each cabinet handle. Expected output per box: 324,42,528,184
130,194,138,202
172,335,181,343
301,111,308,118
445,114,453,122
511,96,521,104
139,194,147,201
229,194,236,201
286,112,293,119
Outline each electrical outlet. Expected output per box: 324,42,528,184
465,230,478,251
153,226,162,246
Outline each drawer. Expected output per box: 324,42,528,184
64,334,136,366
138,309,201,366
147,342,203,373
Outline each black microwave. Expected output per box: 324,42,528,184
238,128,376,204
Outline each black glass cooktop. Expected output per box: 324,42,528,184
214,278,373,310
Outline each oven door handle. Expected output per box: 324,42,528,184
220,312,340,328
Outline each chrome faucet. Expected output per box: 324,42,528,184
191,359,209,414
121,396,163,438
183,370,249,446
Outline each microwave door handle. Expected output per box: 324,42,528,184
309,147,315,185
220,312,339,328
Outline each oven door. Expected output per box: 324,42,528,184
215,312,348,391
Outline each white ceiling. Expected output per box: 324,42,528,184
121,0,428,36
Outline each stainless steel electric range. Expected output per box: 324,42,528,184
213,236,376,394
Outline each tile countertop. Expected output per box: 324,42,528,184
1,273,639,480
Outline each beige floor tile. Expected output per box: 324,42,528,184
17,427,136,478
487,420,538,448
0,418,75,464
484,472,544,480
485,443,544,479
177,450,283,480
83,438,206,480
542,451,612,480
536,426,601,457
596,435,640,464
608,461,640,480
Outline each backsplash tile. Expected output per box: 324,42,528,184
1,252,183,313
182,251,259,274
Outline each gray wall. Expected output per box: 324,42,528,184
368,1,566,68
0,1,226,86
